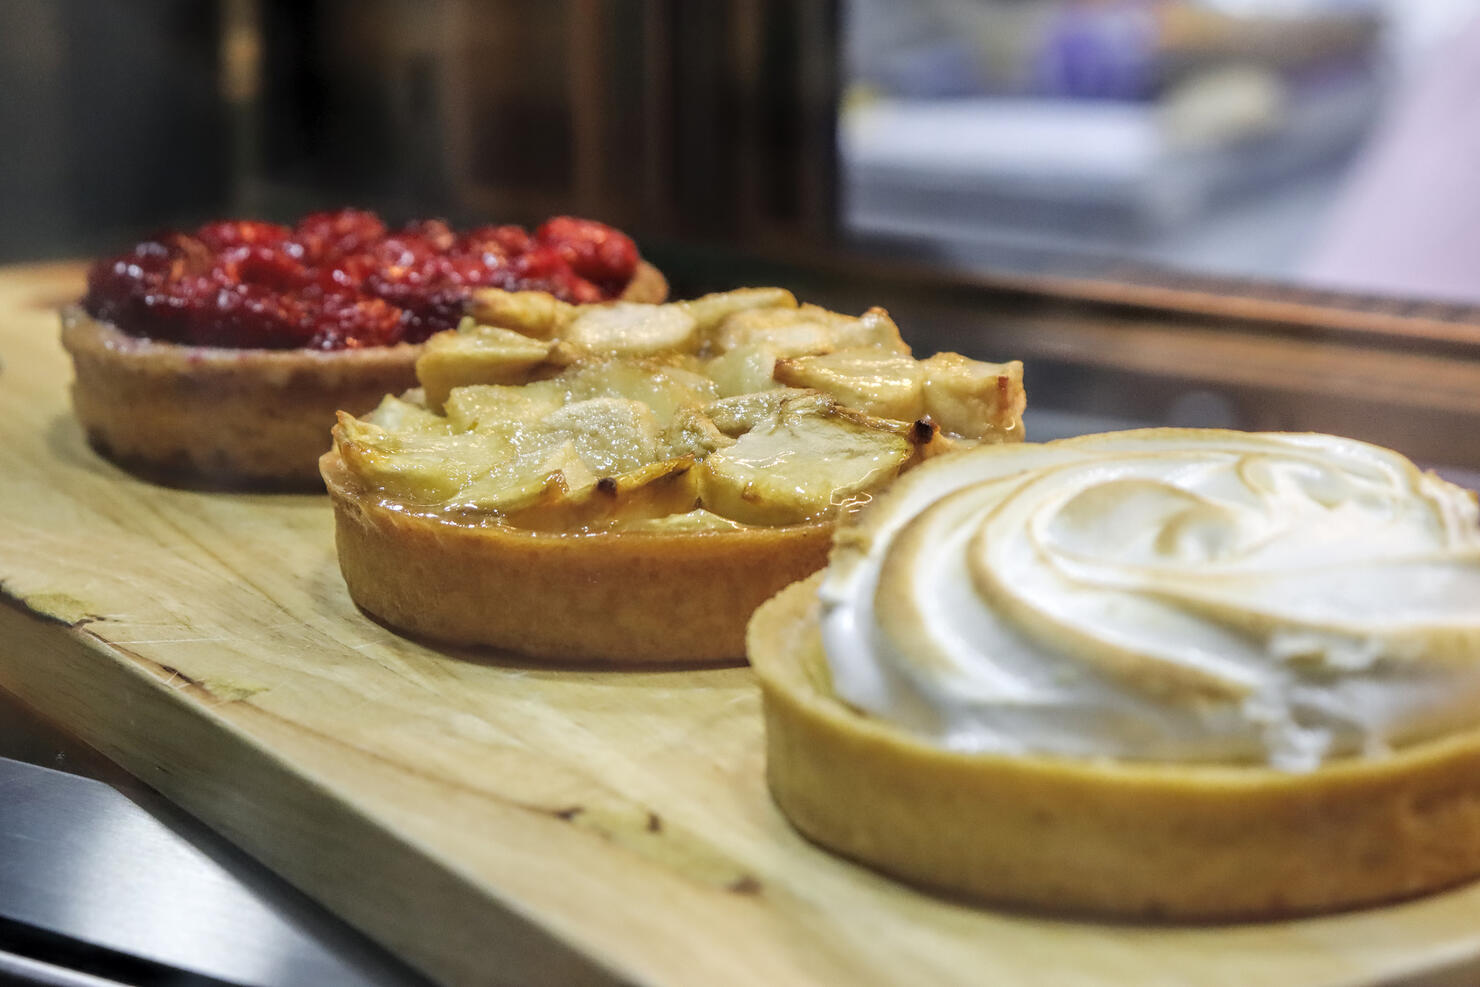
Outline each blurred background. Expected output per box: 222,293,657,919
843,0,1478,295
5,0,1480,466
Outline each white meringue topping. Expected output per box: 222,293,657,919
819,429,1480,771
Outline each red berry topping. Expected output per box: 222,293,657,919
316,252,376,293
215,245,310,292
291,209,388,265
461,224,531,259
309,293,405,350
81,210,640,349
535,216,639,285
193,283,309,349
513,246,603,303
196,220,292,253
397,218,457,253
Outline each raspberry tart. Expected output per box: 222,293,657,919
62,210,666,486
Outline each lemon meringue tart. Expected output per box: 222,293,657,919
748,428,1480,919
322,289,1025,662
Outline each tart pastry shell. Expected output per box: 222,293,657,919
748,574,1480,920
321,450,831,663
61,305,420,487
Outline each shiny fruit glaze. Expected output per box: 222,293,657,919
82,210,641,350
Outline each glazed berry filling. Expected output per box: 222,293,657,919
82,209,641,350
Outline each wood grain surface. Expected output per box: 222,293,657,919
4,261,1480,987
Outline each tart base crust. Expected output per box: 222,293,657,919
59,263,668,488
748,574,1480,921
62,306,422,488
321,451,832,663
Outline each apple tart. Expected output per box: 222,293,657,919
322,288,1026,661
750,428,1480,919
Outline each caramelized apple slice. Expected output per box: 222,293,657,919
680,287,797,333
712,304,910,358
506,458,703,532
444,439,598,514
773,348,924,422
542,397,662,475
919,353,1026,439
441,380,569,433
334,412,516,504
362,393,448,434
464,289,578,339
563,302,699,357
662,407,735,460
342,392,666,512
775,349,1027,441
699,404,913,525
850,307,912,355
702,388,826,436
417,320,558,410
704,343,782,398
564,359,718,426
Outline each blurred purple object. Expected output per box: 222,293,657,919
1031,1,1157,101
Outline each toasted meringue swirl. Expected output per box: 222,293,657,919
819,429,1480,770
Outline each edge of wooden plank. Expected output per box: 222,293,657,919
0,591,628,987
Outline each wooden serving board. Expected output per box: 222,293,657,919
3,260,1480,987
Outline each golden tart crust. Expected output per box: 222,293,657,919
62,306,421,487
59,262,667,488
749,573,1480,921
322,450,830,662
